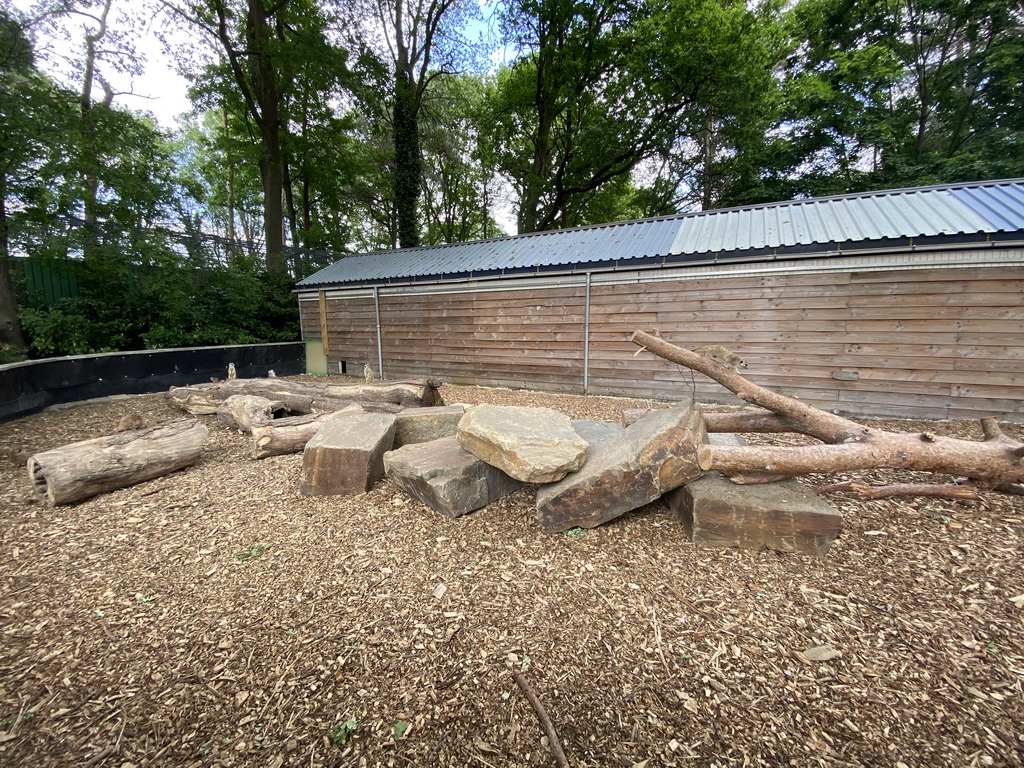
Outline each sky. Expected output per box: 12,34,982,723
12,0,195,128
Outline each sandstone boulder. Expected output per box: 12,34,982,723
665,472,842,556
536,404,709,533
456,404,588,483
393,404,467,448
300,411,396,496
384,436,523,517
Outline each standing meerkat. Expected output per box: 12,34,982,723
696,345,747,371
363,364,375,384
227,362,237,380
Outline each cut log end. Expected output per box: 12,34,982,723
27,457,55,506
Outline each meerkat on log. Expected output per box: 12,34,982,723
696,345,747,371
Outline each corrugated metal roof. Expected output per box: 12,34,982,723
296,178,1024,289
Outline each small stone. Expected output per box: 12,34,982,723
801,644,842,662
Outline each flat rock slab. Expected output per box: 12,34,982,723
393,405,467,448
571,419,624,447
457,404,588,483
300,411,396,496
536,404,709,533
666,472,842,555
384,436,523,517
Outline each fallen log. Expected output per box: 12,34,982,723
217,395,288,433
250,405,362,459
630,330,1024,497
27,419,208,506
166,377,442,416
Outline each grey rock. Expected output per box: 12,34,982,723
457,404,588,483
571,419,624,447
384,436,523,517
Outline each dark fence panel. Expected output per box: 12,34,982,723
0,342,305,423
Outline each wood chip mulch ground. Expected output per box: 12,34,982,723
0,380,1022,768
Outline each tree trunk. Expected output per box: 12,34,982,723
630,330,1024,491
217,395,288,433
166,377,442,416
27,419,208,506
251,406,362,459
0,182,25,351
393,65,421,248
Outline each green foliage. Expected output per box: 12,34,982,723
233,544,271,561
330,719,359,747
392,720,410,740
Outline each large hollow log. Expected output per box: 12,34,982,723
250,405,362,459
27,419,208,506
630,330,1024,490
217,395,289,433
166,377,442,416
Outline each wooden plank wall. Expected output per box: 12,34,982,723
299,262,1024,421
588,265,1024,420
299,294,379,377
380,287,586,391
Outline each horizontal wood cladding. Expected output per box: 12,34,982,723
301,260,1024,420
378,287,586,391
586,264,1024,419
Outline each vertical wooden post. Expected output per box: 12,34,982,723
583,272,591,395
318,290,330,359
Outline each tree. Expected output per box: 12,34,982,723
489,0,780,233
774,0,1024,195
162,0,347,276
418,73,503,244
362,0,477,248
0,8,74,355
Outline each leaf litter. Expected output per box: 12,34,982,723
0,380,1021,767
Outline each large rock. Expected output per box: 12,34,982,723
393,405,468,448
536,404,709,533
300,411,396,496
665,433,842,555
666,473,842,555
384,436,523,517
456,404,588,483
571,419,624,447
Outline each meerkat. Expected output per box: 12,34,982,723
115,413,147,433
363,364,375,384
696,345,747,371
227,362,237,380
0,444,31,466
267,369,277,378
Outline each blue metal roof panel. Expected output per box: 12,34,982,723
296,179,1024,288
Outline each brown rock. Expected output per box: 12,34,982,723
665,471,842,555
457,404,588,483
384,436,523,517
300,411,396,496
393,405,468,448
535,404,709,533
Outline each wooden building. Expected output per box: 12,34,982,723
296,179,1024,421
